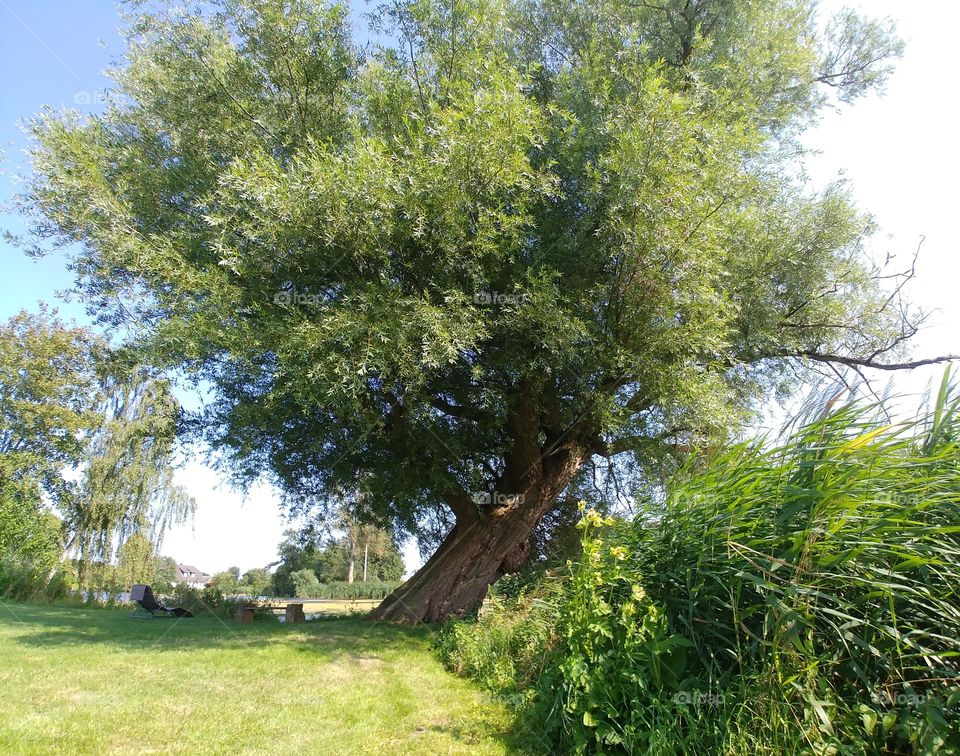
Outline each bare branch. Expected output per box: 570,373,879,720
429,395,483,421
795,351,959,372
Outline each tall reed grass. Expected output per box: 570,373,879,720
439,370,960,753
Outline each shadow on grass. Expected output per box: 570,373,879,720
1,601,434,662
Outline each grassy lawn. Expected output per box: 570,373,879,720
0,602,518,755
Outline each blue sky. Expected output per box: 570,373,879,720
1,0,958,575
1,1,121,324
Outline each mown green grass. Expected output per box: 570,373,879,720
0,602,517,755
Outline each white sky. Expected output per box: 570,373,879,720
803,0,960,380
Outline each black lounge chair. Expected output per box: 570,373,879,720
130,584,193,618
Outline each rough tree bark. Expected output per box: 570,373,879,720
370,389,586,624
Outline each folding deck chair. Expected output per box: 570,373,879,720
130,584,193,618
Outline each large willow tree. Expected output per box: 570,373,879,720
20,0,944,621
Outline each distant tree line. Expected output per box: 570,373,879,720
200,519,406,599
271,522,404,598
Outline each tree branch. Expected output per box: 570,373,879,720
430,395,483,421
795,350,959,372
440,488,478,525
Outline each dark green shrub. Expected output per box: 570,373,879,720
164,583,245,617
44,567,69,601
0,553,41,600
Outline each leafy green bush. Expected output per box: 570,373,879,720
0,485,63,568
438,582,563,703
0,554,43,600
164,583,245,618
441,374,960,754
291,568,321,598
0,553,69,602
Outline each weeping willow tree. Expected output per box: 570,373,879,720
0,310,192,583
64,367,195,584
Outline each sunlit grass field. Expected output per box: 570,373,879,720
0,603,516,754
261,598,381,617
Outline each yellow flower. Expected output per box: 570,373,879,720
610,546,628,561
580,509,605,529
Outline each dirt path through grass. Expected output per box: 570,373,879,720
0,603,517,754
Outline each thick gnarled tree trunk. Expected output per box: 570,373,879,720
369,500,544,623
370,416,585,623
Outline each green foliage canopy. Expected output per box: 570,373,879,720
0,309,101,565
240,566,272,595
18,0,918,554
0,309,100,506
